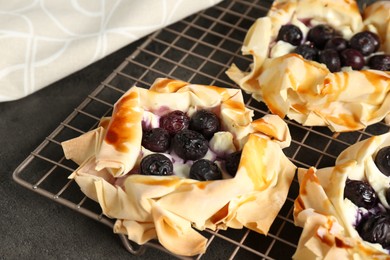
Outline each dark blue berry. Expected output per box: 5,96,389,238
324,37,349,52
366,31,381,52
368,55,390,71
357,213,390,249
160,110,189,135
276,24,303,46
142,128,170,152
374,146,390,176
307,24,337,49
344,179,378,209
172,129,208,160
140,154,173,176
386,188,390,205
319,49,341,72
189,159,222,181
293,44,318,61
340,48,365,70
350,31,380,56
225,151,242,177
189,110,220,139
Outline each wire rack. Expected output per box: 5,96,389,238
13,0,389,259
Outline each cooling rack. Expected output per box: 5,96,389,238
13,0,389,259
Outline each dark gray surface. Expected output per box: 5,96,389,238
0,0,382,259
1,39,176,260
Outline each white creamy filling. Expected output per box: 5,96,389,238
209,131,236,156
343,198,359,227
173,162,191,179
142,111,160,129
270,41,295,58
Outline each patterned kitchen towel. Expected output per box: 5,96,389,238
0,0,222,102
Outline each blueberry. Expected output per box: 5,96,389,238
368,31,381,52
189,110,220,139
172,129,208,160
293,43,319,61
386,188,390,205
357,213,390,249
368,55,390,71
189,159,222,181
140,154,173,176
307,24,337,49
160,110,190,135
374,146,390,176
340,48,365,70
142,128,170,152
276,24,303,46
366,31,381,52
350,31,380,56
324,37,349,52
344,179,378,209
319,49,341,72
225,151,242,177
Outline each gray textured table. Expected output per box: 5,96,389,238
0,0,383,259
1,39,170,259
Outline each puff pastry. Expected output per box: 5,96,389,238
227,0,390,132
61,78,296,256
294,132,390,259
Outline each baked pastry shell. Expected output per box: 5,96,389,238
227,0,390,132
61,78,296,256
294,132,390,259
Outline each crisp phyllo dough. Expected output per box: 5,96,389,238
294,132,390,259
227,0,390,132
61,78,296,256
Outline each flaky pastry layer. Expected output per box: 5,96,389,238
61,78,296,256
294,132,390,259
227,0,390,132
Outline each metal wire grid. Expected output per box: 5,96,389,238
13,0,390,259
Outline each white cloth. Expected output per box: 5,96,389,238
0,0,222,102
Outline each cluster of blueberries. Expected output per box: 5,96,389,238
140,110,241,181
139,109,390,248
343,146,390,249
136,21,390,250
271,16,390,251
276,22,390,249
276,23,390,72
